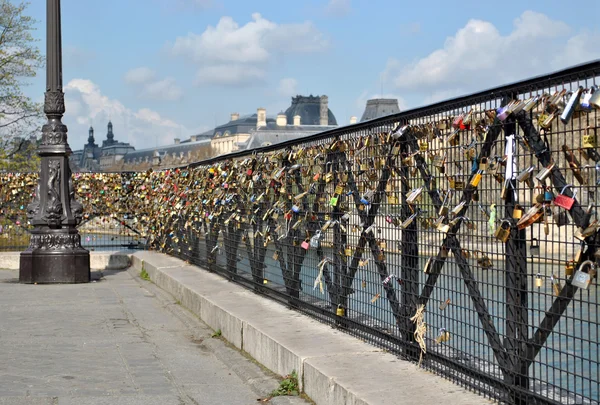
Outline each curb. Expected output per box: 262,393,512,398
131,251,488,405
0,251,131,270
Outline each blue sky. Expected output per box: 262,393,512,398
23,0,600,150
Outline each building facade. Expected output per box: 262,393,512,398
360,98,401,122
214,94,339,155
70,122,134,172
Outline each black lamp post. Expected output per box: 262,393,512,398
19,0,90,283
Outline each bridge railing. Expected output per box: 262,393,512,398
2,60,600,405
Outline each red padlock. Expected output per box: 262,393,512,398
554,184,577,210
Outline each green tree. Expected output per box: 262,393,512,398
0,0,43,172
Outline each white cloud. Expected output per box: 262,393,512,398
169,13,328,87
124,67,183,101
385,11,598,103
141,77,183,101
277,78,298,97
124,67,156,84
324,0,351,17
194,65,266,86
64,79,187,149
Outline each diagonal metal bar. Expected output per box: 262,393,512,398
401,126,511,374
514,111,598,368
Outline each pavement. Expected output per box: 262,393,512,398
0,268,310,405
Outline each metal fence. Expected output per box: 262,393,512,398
1,60,600,404
0,172,147,251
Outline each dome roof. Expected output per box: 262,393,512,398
284,95,337,126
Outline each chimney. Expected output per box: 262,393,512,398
293,115,301,126
319,95,329,126
174,138,180,144
350,116,357,124
190,135,198,142
257,108,266,128
230,112,239,121
276,113,287,126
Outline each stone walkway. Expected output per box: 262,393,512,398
0,269,309,405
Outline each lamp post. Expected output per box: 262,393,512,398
19,0,90,283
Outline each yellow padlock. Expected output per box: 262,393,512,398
583,126,596,149
494,220,511,243
470,170,483,187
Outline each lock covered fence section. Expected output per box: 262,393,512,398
2,60,600,405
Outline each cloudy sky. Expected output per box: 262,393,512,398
23,0,600,150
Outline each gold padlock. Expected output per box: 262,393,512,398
345,246,352,256
336,305,345,316
494,220,511,243
535,273,544,288
583,127,596,149
565,261,575,277
379,239,387,249
512,204,524,219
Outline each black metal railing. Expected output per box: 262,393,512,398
0,172,147,251
2,60,600,404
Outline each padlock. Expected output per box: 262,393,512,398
535,273,543,288
423,257,434,273
513,204,524,219
554,184,577,210
405,187,423,204
565,260,575,277
500,178,511,200
439,298,451,310
325,163,334,183
530,238,540,255
435,328,451,344
470,170,483,187
551,274,562,296
583,127,596,149
451,201,466,216
571,260,596,290
345,246,352,256
336,305,345,316
494,220,511,242
589,85,600,109
310,230,322,248
400,212,418,229
560,86,583,125
516,165,535,189
379,239,387,249
419,140,429,151
387,193,399,204
477,253,493,269
554,208,570,227
273,251,279,260
479,157,488,171
535,162,555,182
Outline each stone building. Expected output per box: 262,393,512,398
120,131,213,171
360,98,401,122
70,122,134,172
214,95,339,154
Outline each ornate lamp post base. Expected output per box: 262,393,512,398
19,0,90,284
20,229,90,284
